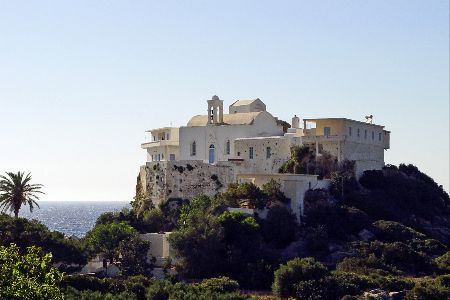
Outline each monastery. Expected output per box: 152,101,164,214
137,96,390,221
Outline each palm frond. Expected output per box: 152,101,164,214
0,171,43,216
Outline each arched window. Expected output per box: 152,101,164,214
209,144,215,164
191,141,196,156
225,140,230,155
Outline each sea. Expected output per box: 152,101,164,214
18,201,131,238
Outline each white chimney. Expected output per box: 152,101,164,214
292,115,300,129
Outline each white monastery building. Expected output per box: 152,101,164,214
139,95,390,220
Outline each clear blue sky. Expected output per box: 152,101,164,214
0,0,448,201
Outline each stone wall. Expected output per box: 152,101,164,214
134,160,235,212
234,137,291,174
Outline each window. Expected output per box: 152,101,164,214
349,126,352,136
364,130,367,139
157,154,161,161
166,133,170,140
153,135,156,141
249,147,254,159
357,128,360,137
151,155,154,161
378,133,382,141
209,144,215,164
237,152,241,156
266,147,271,159
324,127,331,137
225,140,230,155
170,154,175,161
161,153,164,160
191,141,196,156
372,131,374,140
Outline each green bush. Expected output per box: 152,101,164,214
382,242,434,273
0,243,63,300
198,277,239,294
145,280,172,300
436,251,450,273
294,276,360,300
372,275,414,292
305,225,329,253
261,179,290,204
122,275,152,300
351,165,450,226
372,220,426,242
220,182,268,209
260,206,297,248
96,209,155,233
0,214,86,265
304,204,369,241
406,276,450,300
409,239,447,256
118,236,151,276
63,286,137,300
142,208,165,232
272,257,329,297
359,170,386,189
332,272,375,291
349,240,435,274
60,275,113,293
84,221,137,264
332,271,414,294
144,278,247,300
168,195,226,278
335,256,389,276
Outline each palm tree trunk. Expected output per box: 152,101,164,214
14,209,19,218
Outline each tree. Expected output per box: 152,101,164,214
0,243,63,299
436,251,450,273
0,171,43,218
220,182,268,209
118,237,151,276
261,179,289,204
272,257,329,298
142,208,165,232
168,195,226,278
85,221,137,263
0,214,86,265
261,206,297,248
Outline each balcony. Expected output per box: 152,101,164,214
301,134,346,143
141,140,179,149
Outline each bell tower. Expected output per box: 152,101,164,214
207,95,224,125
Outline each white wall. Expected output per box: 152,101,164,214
179,111,283,163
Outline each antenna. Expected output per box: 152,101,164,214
365,115,373,124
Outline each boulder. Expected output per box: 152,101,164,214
363,289,389,299
358,229,375,241
389,291,406,300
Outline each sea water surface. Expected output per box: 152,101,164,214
18,201,130,237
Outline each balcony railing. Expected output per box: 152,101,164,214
301,135,345,143
141,140,179,149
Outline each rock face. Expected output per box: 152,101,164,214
358,229,375,241
133,161,235,215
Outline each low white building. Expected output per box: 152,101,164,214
142,127,179,162
236,173,330,221
139,232,174,267
79,256,120,277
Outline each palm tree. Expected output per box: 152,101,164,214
0,171,43,218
